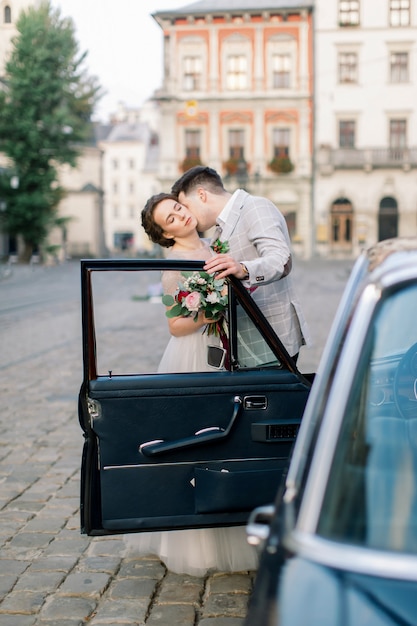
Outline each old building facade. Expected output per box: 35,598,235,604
4,0,417,261
152,0,314,258
314,0,417,257
98,105,161,257
0,0,40,76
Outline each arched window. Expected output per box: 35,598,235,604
330,197,354,251
4,5,11,23
378,196,398,241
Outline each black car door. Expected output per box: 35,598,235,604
79,258,312,535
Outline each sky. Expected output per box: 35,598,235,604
50,0,186,122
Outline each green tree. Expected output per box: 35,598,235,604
0,1,101,261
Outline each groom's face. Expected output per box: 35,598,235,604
178,189,214,233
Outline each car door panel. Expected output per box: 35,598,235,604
79,260,311,535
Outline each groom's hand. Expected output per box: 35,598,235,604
204,254,247,280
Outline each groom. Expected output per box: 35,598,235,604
171,165,309,362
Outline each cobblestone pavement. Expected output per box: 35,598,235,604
0,256,354,626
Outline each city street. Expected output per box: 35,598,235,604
0,255,354,626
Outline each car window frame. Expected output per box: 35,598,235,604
80,258,302,384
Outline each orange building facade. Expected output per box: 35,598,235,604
153,1,314,257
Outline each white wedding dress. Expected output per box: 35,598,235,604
124,242,258,575
158,242,224,373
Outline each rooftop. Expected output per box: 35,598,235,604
154,0,313,18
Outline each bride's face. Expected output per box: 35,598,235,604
154,198,198,240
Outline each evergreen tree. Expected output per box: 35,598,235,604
0,1,101,261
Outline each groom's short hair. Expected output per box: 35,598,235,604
171,166,225,196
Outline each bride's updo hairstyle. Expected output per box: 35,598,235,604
141,192,178,248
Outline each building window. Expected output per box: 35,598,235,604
129,182,134,194
228,129,245,159
183,56,202,91
273,128,290,157
390,0,410,26
272,54,291,88
339,1,360,26
339,52,358,83
378,197,398,241
180,130,202,171
129,159,135,169
113,182,118,194
339,120,356,148
4,5,11,23
226,55,248,90
331,198,353,248
112,159,118,169
185,129,201,158
389,119,407,159
129,205,135,218
113,205,119,218
390,52,408,82
390,119,407,148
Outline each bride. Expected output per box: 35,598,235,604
142,191,224,373
123,192,258,575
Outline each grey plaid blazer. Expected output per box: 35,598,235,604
215,189,310,358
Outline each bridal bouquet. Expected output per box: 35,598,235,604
162,271,228,336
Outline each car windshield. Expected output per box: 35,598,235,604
317,282,417,554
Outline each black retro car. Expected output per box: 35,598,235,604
78,258,313,537
245,238,417,626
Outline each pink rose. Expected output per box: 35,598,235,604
184,291,201,312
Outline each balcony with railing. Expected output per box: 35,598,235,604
318,146,417,173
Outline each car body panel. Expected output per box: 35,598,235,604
245,238,417,626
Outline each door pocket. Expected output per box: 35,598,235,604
194,463,285,514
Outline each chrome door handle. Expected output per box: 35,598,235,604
244,396,267,409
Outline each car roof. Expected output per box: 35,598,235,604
366,236,417,272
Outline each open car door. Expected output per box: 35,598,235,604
79,258,312,535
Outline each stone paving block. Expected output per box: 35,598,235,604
65,514,81,530
27,555,78,572
164,571,205,585
54,527,84,541
41,498,79,515
0,521,26,539
208,573,253,595
199,618,245,626
0,558,31,576
77,556,121,574
118,558,165,579
8,532,56,550
35,617,84,626
146,603,196,626
57,481,81,498
0,509,34,525
201,592,249,619
58,572,111,597
42,537,90,557
157,578,202,605
0,575,18,600
0,589,46,614
6,500,44,513
21,517,65,533
1,546,44,563
87,538,128,558
13,571,65,592
109,577,158,600
39,595,96,621
0,616,37,626
87,597,148,624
